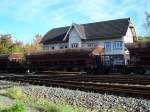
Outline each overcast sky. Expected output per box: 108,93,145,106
0,0,149,43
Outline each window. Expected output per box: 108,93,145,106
113,41,123,50
60,46,63,49
103,56,110,65
71,43,78,48
51,46,55,49
104,42,111,51
87,43,96,47
113,58,124,65
60,45,68,49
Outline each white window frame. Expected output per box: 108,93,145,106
103,56,110,65
71,43,78,48
113,41,123,50
87,43,97,47
104,41,111,52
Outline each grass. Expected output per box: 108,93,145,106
31,98,73,112
4,86,86,112
138,36,150,42
3,86,126,112
0,101,25,112
5,87,27,101
0,87,25,112
26,97,87,112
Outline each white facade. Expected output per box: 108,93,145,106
43,43,68,51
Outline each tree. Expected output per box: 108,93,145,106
0,33,42,54
0,34,25,54
25,34,42,53
11,40,25,53
0,34,13,54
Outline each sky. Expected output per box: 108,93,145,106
0,0,150,43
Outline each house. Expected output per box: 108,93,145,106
41,18,137,65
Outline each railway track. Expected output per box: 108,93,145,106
1,74,150,99
3,74,150,85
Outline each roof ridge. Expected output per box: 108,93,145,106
81,17,130,26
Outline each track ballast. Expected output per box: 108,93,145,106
1,74,150,99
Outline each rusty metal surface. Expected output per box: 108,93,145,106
27,47,103,59
126,42,150,66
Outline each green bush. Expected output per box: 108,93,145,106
0,101,25,112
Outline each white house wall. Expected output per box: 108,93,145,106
123,27,134,43
68,28,82,48
43,43,68,51
82,38,124,55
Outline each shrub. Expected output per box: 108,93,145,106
0,101,25,112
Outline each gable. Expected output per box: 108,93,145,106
123,24,137,43
69,27,81,43
63,23,86,41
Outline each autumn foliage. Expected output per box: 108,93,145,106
0,34,42,54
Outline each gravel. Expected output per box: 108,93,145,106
1,80,150,111
22,85,150,112
0,81,42,112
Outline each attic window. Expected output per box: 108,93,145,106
71,43,78,48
